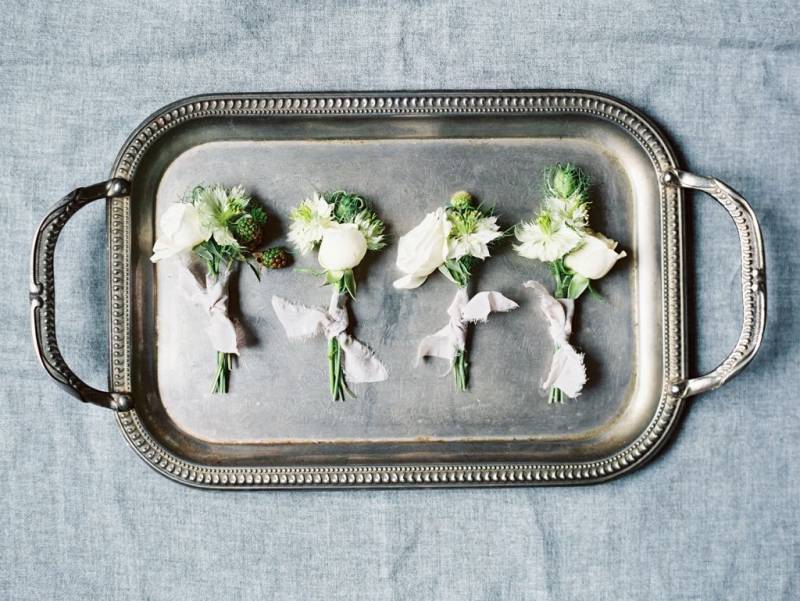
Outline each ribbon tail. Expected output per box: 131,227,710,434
542,344,586,398
208,311,239,355
525,279,586,398
177,260,240,354
417,324,460,361
338,334,388,383
461,290,519,323
271,296,328,340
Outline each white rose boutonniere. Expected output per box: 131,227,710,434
151,203,209,262
393,207,451,289
318,222,368,273
273,190,388,401
394,191,518,391
564,231,627,280
515,164,627,403
151,184,290,393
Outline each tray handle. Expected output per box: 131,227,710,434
663,169,766,398
30,179,133,411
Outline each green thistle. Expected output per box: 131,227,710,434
329,191,367,223
250,206,268,226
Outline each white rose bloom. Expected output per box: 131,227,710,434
288,193,334,254
317,222,368,272
447,215,502,260
564,231,626,279
150,203,209,263
514,215,582,263
393,208,452,289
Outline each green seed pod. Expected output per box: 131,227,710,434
450,190,473,210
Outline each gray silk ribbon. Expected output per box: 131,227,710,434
524,280,586,398
179,257,239,355
272,289,388,384
417,288,519,371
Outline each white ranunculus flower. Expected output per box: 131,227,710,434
393,208,452,289
150,203,210,263
514,214,582,263
564,231,627,279
317,223,368,272
447,215,502,260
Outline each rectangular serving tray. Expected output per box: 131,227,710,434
30,91,766,488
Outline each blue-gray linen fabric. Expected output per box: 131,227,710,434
1,1,797,599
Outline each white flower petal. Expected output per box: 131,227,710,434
395,208,451,285
514,220,581,263
317,223,368,271
564,231,626,279
150,204,209,263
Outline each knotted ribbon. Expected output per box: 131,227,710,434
417,288,519,370
179,257,239,354
524,280,586,398
271,290,388,383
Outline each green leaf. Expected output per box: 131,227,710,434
246,260,262,281
567,274,590,299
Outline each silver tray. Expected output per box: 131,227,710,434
30,91,766,488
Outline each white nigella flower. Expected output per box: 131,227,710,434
353,209,386,251
546,194,589,230
192,184,248,247
514,210,582,263
288,193,334,254
447,211,502,260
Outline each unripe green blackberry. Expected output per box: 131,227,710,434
232,214,262,246
259,247,291,269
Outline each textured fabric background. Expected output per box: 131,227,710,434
2,1,798,599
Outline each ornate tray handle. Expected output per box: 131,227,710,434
663,169,767,398
30,179,133,411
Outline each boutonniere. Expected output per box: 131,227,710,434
151,184,290,393
514,164,626,402
394,191,518,391
272,191,388,400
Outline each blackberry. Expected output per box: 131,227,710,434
232,214,262,247
259,247,291,269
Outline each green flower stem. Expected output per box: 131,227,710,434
327,337,346,401
454,349,469,392
548,261,572,402
454,279,472,392
212,351,234,394
326,278,353,401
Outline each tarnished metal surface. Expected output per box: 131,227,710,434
32,91,766,487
